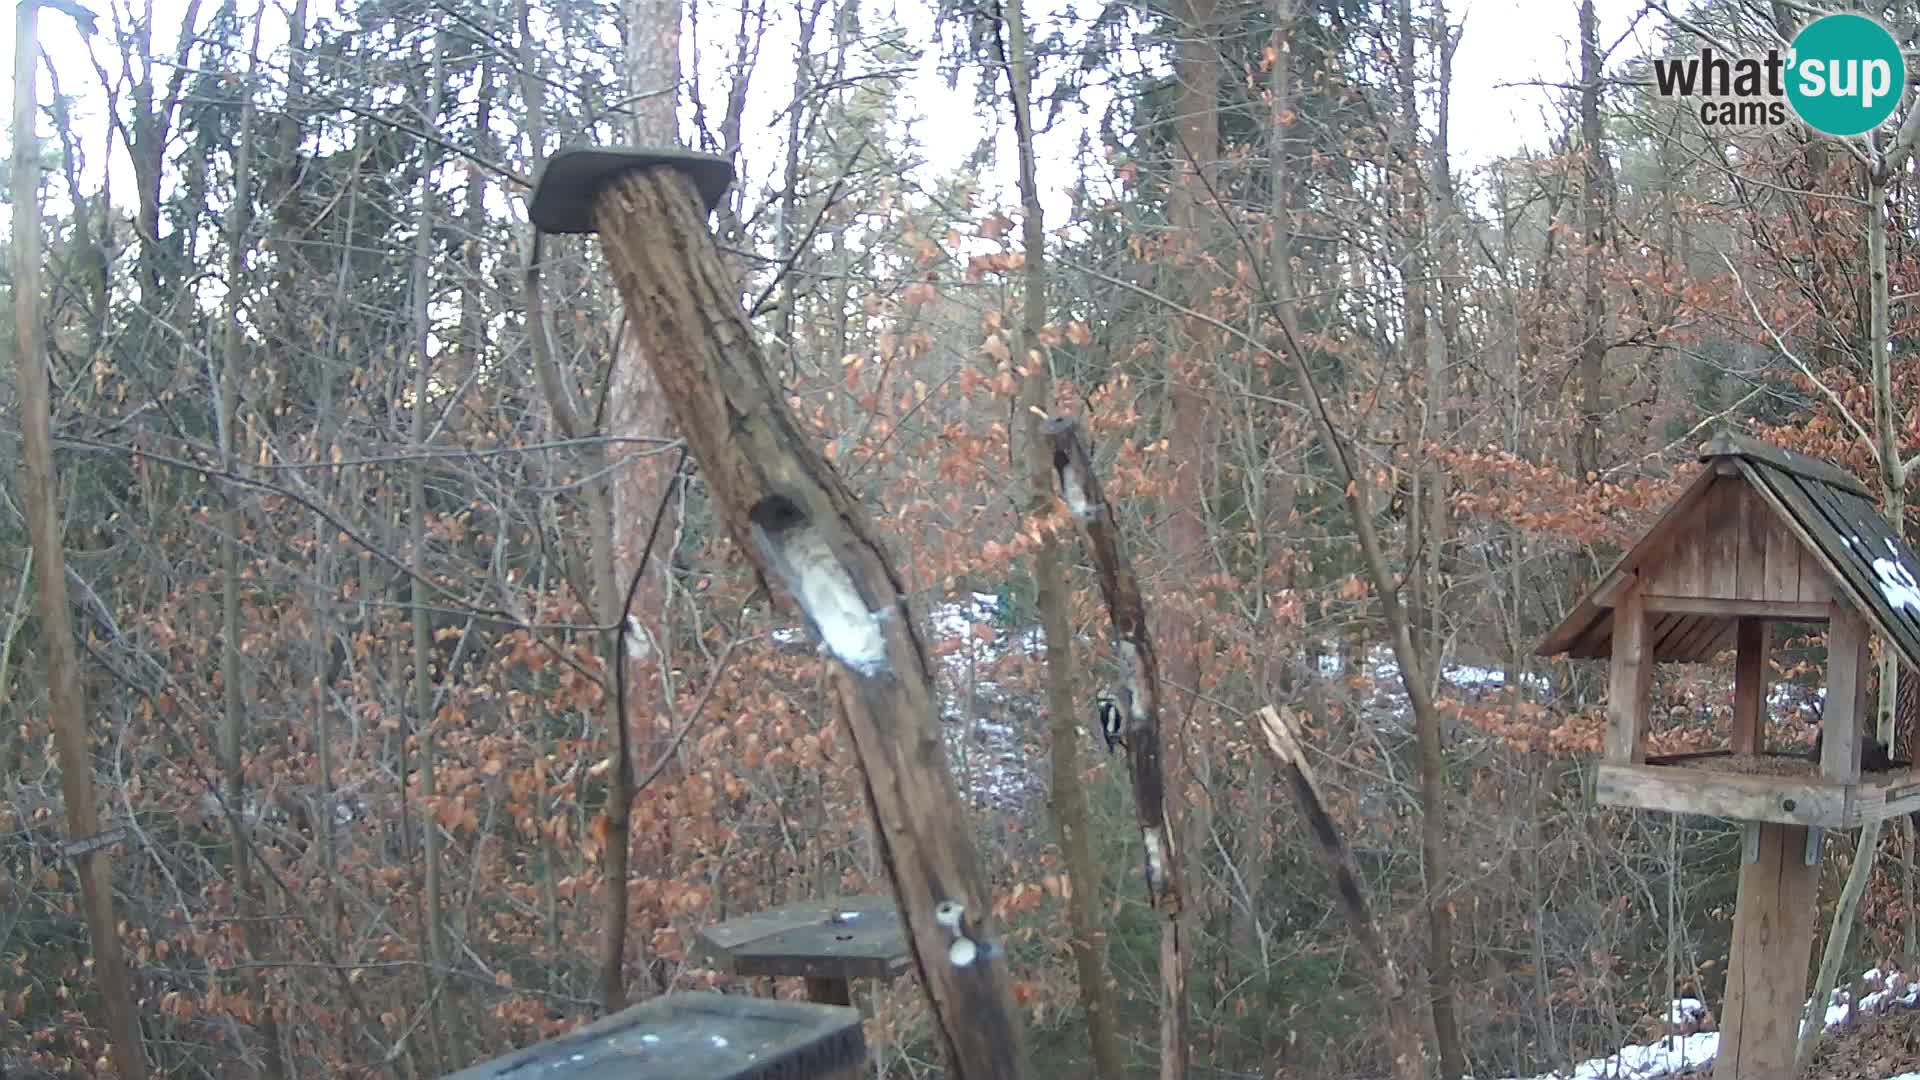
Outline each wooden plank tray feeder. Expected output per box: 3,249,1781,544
440,992,866,1080
694,893,910,1007
1537,431,1920,1079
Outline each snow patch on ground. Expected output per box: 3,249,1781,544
1334,643,1550,695
1444,663,1552,692
1495,1029,1721,1080
1496,973,1920,1080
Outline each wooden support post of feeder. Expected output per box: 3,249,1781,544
1537,432,1920,1080
527,148,1030,1079
441,991,866,1079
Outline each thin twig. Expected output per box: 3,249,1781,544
1720,252,1878,456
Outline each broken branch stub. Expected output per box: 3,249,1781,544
1254,708,1428,1080
541,154,1030,1079
1041,416,1182,913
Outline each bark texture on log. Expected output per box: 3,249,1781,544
1042,416,1190,1072
1043,417,1182,912
588,166,1030,1079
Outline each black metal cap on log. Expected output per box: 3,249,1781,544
528,146,735,233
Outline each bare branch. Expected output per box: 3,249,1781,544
1720,252,1878,458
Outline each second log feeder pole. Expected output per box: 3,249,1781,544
1537,432,1920,1080
527,148,1032,1079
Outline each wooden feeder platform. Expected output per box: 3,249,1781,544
439,992,865,1080
1598,750,1920,828
694,894,909,1006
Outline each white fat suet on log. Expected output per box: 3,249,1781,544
1116,642,1149,726
749,495,890,676
1059,459,1095,519
1142,827,1166,890
949,937,978,967
623,615,654,660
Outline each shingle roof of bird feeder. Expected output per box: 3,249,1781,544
1536,431,1920,670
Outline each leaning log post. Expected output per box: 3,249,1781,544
1254,707,1428,1080
1041,415,1190,1067
1042,417,1184,908
528,149,1030,1079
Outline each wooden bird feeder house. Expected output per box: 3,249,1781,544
1538,431,1920,1079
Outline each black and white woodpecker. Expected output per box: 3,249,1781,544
1096,695,1127,754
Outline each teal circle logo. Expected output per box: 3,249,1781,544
1787,13,1906,137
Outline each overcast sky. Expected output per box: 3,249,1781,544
3,0,1654,241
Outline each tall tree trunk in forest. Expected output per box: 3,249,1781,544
1426,0,1459,657
12,4,148,1075
1394,0,1431,654
409,36,451,1066
1392,1,1467,1075
770,0,824,378
218,19,286,1076
120,0,205,308
453,32,497,431
1161,1,1216,1075
598,0,684,1010
1869,169,1908,763
1277,336,1448,1080
1575,0,1613,481
1001,2,1126,1073
516,0,653,1010
265,0,307,365
1255,57,1448,1064
1259,0,1301,1018
518,7,574,978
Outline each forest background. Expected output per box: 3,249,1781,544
4,0,1916,1076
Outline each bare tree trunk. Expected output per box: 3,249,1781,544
1399,2,1464,1075
452,33,496,431
1869,168,1907,745
770,0,825,378
599,0,684,1009
409,34,450,1064
1259,165,1454,1080
11,4,148,1074
1000,1,1125,1072
1575,0,1613,481
521,0,636,1012
1160,0,1217,1072
218,18,286,1075
1802,157,1913,1073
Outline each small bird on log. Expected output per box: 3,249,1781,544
1096,696,1126,754
1808,726,1920,830
1808,728,1909,773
